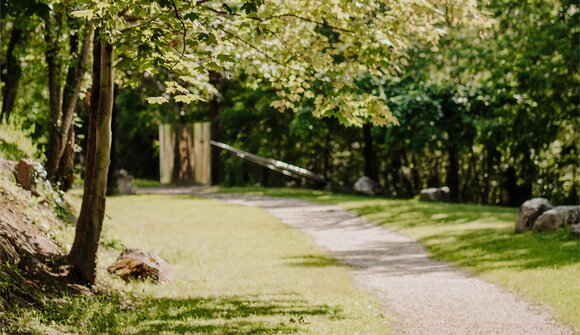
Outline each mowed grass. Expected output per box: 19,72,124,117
218,187,580,330
27,194,390,334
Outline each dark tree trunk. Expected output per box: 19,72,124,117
242,162,250,185
46,24,91,183
210,93,221,185
44,14,63,179
171,123,194,185
447,145,460,202
322,131,331,179
261,166,269,187
362,123,379,182
401,151,414,197
57,123,75,191
481,149,493,205
411,154,421,194
1,26,25,123
389,151,402,197
68,33,114,285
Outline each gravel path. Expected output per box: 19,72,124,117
210,194,575,335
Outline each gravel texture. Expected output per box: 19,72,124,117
214,194,575,335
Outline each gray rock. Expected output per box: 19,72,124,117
570,224,580,237
112,169,136,195
514,198,553,233
419,187,450,202
532,206,580,233
353,176,381,195
107,248,172,283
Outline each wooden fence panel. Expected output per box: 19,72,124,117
159,122,211,185
194,122,211,185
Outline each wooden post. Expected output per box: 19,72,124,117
159,124,175,184
194,122,211,185
159,122,211,185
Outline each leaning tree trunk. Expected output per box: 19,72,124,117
362,123,379,182
57,123,76,191
447,145,460,203
44,13,63,179
1,26,25,123
47,25,92,183
68,33,114,285
210,94,222,185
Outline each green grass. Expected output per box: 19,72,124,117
0,123,41,160
11,194,390,334
217,187,580,331
134,178,162,188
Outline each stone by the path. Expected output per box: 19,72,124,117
107,248,172,283
532,206,580,233
211,194,574,335
514,198,553,233
111,169,136,195
14,159,39,191
570,224,580,237
419,186,450,202
353,176,381,195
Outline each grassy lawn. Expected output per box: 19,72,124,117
134,178,162,188
218,187,580,330
14,193,390,334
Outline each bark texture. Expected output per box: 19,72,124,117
1,27,25,123
68,33,114,284
363,124,379,182
46,23,91,184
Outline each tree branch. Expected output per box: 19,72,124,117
219,27,306,74
200,6,353,33
170,0,187,69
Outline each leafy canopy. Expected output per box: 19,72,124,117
71,0,486,126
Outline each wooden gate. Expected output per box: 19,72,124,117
159,122,211,185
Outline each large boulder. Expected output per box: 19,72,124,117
419,187,450,202
111,169,136,195
532,206,580,233
353,176,381,195
107,248,172,283
514,198,553,233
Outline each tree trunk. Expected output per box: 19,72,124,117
1,26,25,123
68,33,114,285
46,25,92,183
44,13,63,179
106,92,118,195
322,131,331,179
447,145,460,202
57,122,75,191
209,93,222,185
362,123,379,181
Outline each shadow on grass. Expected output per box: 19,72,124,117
351,201,516,228
285,254,346,268
119,295,341,335
424,226,580,272
350,201,579,272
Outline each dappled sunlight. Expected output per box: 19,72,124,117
121,294,339,335
340,199,577,272
285,254,348,268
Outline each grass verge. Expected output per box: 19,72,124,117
218,186,580,330
9,193,390,334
